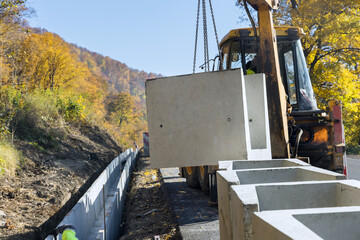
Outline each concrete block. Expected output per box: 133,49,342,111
147,69,271,168
217,170,240,240
219,158,309,171
217,166,344,240
230,180,360,240
253,206,360,240
243,74,271,160
233,166,345,184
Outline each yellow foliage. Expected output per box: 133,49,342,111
1,19,149,150
17,32,90,91
275,0,360,145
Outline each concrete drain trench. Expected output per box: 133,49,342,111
45,148,139,240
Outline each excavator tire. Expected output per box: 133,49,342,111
197,166,210,194
183,167,200,189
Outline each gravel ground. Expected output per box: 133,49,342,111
160,168,220,240
119,155,181,240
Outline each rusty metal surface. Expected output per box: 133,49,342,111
257,5,290,159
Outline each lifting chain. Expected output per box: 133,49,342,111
202,0,209,72
193,0,201,73
193,0,220,73
208,0,221,60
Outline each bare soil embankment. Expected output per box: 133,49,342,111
0,123,121,240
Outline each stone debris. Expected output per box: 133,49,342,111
0,210,6,219
0,219,6,228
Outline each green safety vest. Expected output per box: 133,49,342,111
246,69,256,75
62,229,78,240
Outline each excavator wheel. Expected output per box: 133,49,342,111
197,166,210,194
183,167,200,189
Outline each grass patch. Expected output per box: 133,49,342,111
0,141,22,176
10,90,62,150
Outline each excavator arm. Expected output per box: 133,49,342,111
240,0,290,158
246,0,279,9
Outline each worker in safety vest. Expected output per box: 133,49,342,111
50,225,78,240
246,55,258,75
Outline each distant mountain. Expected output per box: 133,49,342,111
70,44,162,103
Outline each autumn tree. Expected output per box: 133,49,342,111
106,92,135,127
271,0,360,145
104,91,147,147
0,0,28,24
15,32,90,91
0,0,29,86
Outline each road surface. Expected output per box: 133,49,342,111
160,168,219,240
347,156,360,180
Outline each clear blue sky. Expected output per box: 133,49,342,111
27,0,249,76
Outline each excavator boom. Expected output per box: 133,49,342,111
239,0,290,158
246,0,279,9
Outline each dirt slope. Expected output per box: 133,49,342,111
0,123,121,240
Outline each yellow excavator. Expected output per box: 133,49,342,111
145,0,347,203
179,0,346,197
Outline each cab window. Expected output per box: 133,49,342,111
230,41,242,69
283,50,297,106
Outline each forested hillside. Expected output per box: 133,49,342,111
0,1,160,237
75,45,160,100
71,42,161,147
0,3,160,170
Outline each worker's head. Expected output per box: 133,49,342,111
251,55,258,66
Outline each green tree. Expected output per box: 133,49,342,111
106,92,135,127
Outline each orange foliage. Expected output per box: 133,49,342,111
1,27,152,149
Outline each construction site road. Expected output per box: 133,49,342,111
348,156,360,181
160,168,220,240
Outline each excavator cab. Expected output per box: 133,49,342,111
218,26,346,173
219,27,318,112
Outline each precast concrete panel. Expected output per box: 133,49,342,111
230,180,360,240
225,158,309,171
217,163,344,240
243,74,271,159
253,207,360,240
146,69,262,168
